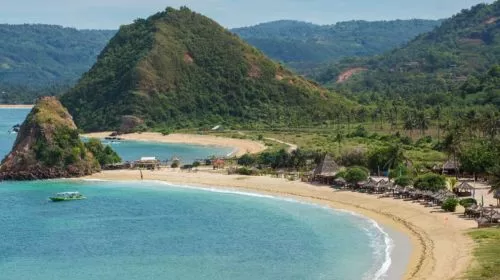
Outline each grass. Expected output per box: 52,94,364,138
466,228,500,280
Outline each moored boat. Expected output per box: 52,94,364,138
49,192,86,202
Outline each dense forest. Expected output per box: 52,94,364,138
61,7,353,132
316,1,500,101
0,24,114,103
232,19,441,73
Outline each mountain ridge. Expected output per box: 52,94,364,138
60,7,353,132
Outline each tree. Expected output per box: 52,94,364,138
344,167,369,185
459,141,495,180
414,173,447,192
238,154,256,167
395,175,413,187
334,131,344,154
488,165,500,194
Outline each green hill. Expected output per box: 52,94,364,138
232,19,442,73
317,1,500,104
0,24,115,103
60,7,353,132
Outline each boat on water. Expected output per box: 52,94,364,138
49,192,86,202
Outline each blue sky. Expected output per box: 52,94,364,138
0,0,496,29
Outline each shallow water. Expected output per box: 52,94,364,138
0,108,408,279
0,180,392,280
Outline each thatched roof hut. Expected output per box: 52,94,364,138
313,155,340,184
454,181,475,197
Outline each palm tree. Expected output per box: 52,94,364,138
334,131,344,155
416,112,429,136
383,143,406,171
433,106,442,143
403,113,416,137
488,165,500,194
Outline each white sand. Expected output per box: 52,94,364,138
82,132,267,157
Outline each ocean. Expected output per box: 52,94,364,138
0,108,408,279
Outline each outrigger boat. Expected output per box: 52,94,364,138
49,192,86,202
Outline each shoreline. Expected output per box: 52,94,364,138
83,132,267,157
84,169,476,280
0,104,34,109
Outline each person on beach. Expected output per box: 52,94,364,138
140,169,143,180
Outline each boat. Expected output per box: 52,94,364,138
49,192,86,202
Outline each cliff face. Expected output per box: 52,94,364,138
0,97,100,180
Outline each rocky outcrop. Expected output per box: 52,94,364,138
0,97,100,180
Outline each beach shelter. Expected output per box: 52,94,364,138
440,158,461,176
313,155,340,185
454,181,476,197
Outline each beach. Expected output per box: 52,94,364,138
85,169,477,280
0,104,34,109
83,132,266,157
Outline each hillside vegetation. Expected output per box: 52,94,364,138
61,7,353,132
232,19,441,73
317,1,500,102
0,24,114,103
0,97,119,180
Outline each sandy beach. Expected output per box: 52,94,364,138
0,104,34,109
85,169,477,280
83,132,267,157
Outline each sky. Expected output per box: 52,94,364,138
0,0,496,29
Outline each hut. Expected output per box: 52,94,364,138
454,181,475,197
134,157,160,170
313,155,340,185
212,158,225,170
439,159,461,176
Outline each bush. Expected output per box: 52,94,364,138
238,154,256,166
236,167,258,176
344,167,369,184
171,162,179,168
394,175,414,187
442,198,459,212
192,161,201,168
414,173,447,192
459,198,477,208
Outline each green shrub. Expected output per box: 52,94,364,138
171,162,179,168
414,173,447,192
344,166,369,184
394,175,414,187
236,167,258,176
442,198,459,212
238,154,256,166
192,161,201,168
459,198,477,207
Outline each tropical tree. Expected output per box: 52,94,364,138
488,165,500,194
344,167,369,185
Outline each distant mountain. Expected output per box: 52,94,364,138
317,1,500,103
231,19,442,72
0,24,115,103
60,7,353,132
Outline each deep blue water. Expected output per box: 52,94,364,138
0,108,397,279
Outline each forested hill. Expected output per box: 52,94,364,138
0,24,115,103
231,19,442,72
318,1,500,102
61,7,354,132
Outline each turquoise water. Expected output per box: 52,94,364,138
0,108,232,163
0,108,29,159
0,108,399,279
0,180,391,280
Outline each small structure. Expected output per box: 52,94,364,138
134,157,160,170
440,158,461,176
494,190,500,206
313,155,340,185
212,158,225,170
454,181,476,197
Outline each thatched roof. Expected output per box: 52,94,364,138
456,181,475,191
314,155,340,177
442,159,460,170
